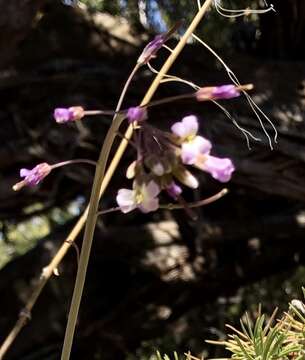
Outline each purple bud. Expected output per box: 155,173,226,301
212,85,240,100
13,163,52,191
196,85,240,101
137,35,165,65
126,107,147,123
54,106,84,123
166,182,182,199
137,22,181,65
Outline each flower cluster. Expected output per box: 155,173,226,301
13,33,240,216
116,113,234,214
14,91,236,216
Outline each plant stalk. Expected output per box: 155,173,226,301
61,1,213,359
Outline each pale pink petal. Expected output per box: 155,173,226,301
194,136,212,154
20,169,31,177
139,198,159,213
144,181,160,198
181,143,199,164
171,115,199,139
201,155,235,182
181,135,212,165
116,189,137,213
181,115,198,137
171,122,186,138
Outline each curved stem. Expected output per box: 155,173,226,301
97,206,121,215
192,32,277,148
96,188,227,216
115,63,141,114
160,188,228,209
146,93,195,108
51,159,97,169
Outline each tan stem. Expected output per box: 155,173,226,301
61,2,213,358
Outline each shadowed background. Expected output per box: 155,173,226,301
1,0,305,359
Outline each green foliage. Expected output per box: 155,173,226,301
144,287,305,360
208,291,305,360
0,199,82,269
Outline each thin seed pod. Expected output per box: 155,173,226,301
192,33,278,149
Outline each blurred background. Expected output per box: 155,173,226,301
1,0,305,359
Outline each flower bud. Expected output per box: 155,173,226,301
126,107,147,123
166,182,182,199
137,35,165,65
13,163,52,191
196,85,240,101
173,166,199,189
54,106,84,123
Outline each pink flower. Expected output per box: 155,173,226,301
126,107,147,123
171,115,211,165
13,163,52,191
196,85,240,101
54,106,84,123
116,181,160,213
197,155,235,182
181,136,211,165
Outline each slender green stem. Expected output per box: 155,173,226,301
114,63,141,114
61,1,214,358
61,114,124,360
61,64,140,360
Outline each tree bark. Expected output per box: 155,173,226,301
259,0,305,59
